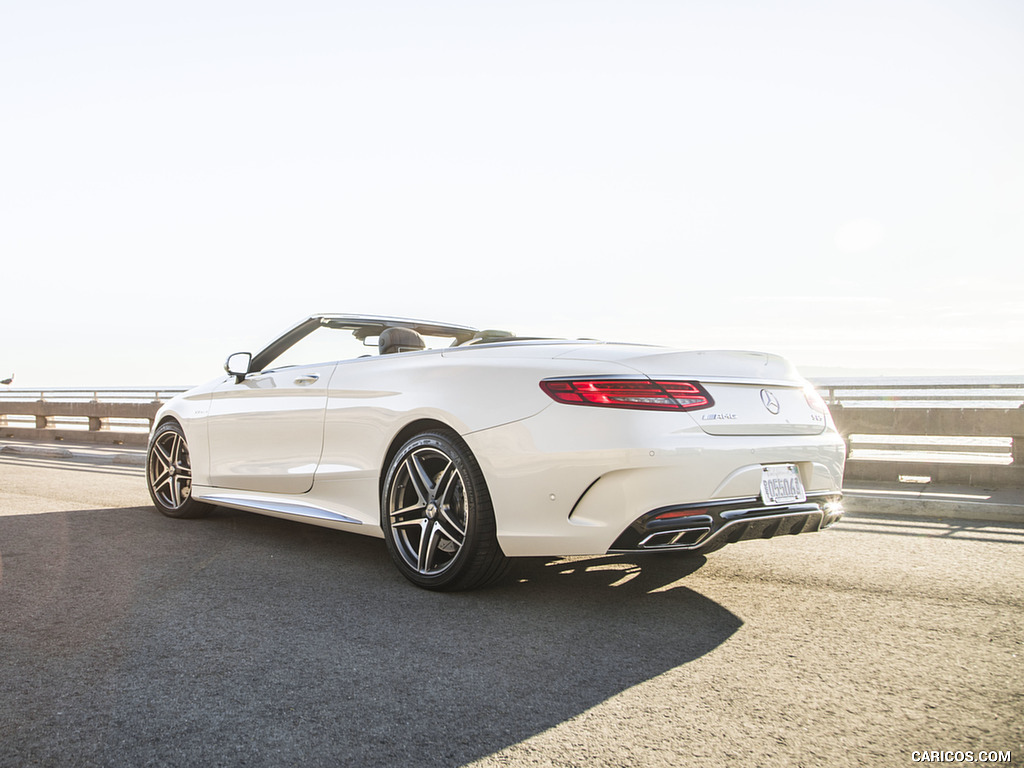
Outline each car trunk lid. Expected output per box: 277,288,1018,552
556,345,826,435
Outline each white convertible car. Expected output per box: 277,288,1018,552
147,314,846,590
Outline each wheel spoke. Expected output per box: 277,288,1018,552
151,465,171,486
436,469,466,538
405,455,433,504
152,442,171,472
434,461,457,505
390,470,428,521
152,473,173,497
417,520,443,573
391,502,427,519
171,436,191,475
438,508,466,542
168,433,181,464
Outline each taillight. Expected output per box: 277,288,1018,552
803,385,828,413
653,508,708,519
539,379,714,411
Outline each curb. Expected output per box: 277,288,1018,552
0,440,144,466
0,444,75,459
842,491,1024,525
112,454,147,466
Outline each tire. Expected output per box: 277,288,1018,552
382,429,509,591
146,421,213,519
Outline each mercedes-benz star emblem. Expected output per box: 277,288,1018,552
760,389,780,414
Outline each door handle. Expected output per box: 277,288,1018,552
293,374,320,385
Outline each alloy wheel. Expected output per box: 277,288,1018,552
387,446,469,576
148,428,193,510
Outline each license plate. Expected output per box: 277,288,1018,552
760,464,806,505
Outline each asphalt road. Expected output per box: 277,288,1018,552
1,453,1021,768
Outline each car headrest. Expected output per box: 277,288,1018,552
379,327,426,355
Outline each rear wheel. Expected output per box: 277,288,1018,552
147,422,212,519
382,429,509,591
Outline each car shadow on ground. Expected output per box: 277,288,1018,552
1,505,741,768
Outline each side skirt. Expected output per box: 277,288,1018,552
192,487,384,537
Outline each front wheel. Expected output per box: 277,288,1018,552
147,421,212,519
382,430,509,591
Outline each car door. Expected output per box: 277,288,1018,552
206,361,337,494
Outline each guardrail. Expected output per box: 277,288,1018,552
830,405,1023,488
0,388,189,446
817,379,1024,489
1,382,1023,488
816,379,1024,407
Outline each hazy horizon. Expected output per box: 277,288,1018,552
4,1,1022,387
1,352,1021,392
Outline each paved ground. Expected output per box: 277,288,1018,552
1,449,1021,767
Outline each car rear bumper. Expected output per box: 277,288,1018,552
464,405,846,557
609,493,844,552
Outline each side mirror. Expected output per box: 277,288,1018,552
225,352,253,382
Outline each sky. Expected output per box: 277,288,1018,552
3,0,1023,387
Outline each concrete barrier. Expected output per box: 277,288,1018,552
0,400,158,445
0,389,186,446
831,405,1024,489
2,384,1022,489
